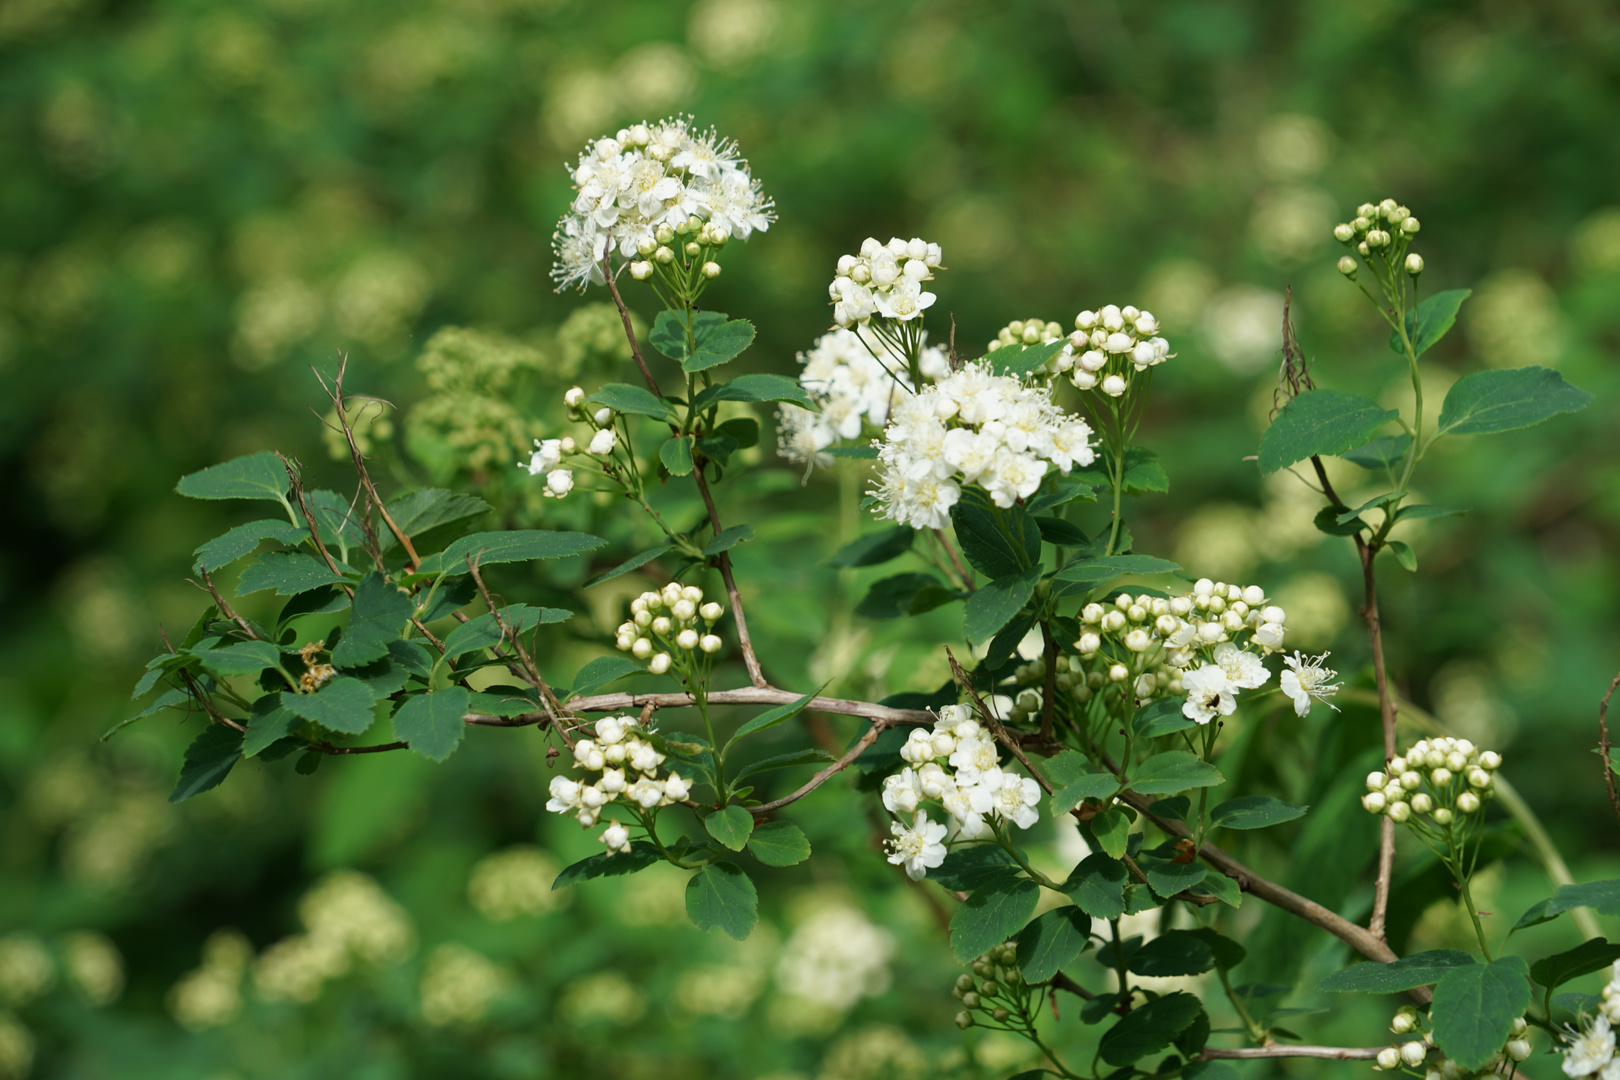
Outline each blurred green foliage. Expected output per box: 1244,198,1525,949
2,0,1619,1077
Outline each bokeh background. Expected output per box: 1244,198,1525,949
2,0,1618,1077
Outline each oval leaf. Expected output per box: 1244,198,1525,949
747,820,810,866
685,861,758,939
704,805,755,851
391,686,471,762
1431,956,1531,1071
1258,389,1399,476
176,451,291,502
1209,796,1308,830
1435,365,1593,438
950,878,1040,962
1016,907,1092,984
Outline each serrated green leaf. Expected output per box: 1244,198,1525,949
684,318,756,372
1130,929,1217,977
1391,288,1471,357
1140,853,1208,897
1052,554,1181,588
703,524,753,555
964,566,1041,644
1431,956,1531,1071
704,805,754,851
725,686,825,750
442,603,570,661
950,497,1040,579
929,846,1022,892
1034,515,1091,549
1530,939,1620,991
1098,991,1203,1066
243,696,300,757
465,690,538,717
986,339,1066,376
194,519,307,572
387,639,435,679
1515,879,1620,930
660,434,695,476
584,383,675,419
1209,796,1308,830
280,677,379,735
1129,751,1224,796
238,552,347,596
417,530,607,575
1435,365,1593,438
105,687,193,741
1193,872,1243,908
171,724,244,801
732,748,835,783
747,820,810,866
309,490,366,558
190,639,283,677
828,527,914,568
1016,906,1091,983
176,451,290,502
552,841,661,889
380,489,490,552
854,572,942,620
1050,768,1120,816
650,309,726,360
1131,696,1195,738
950,878,1040,962
391,686,470,762
692,373,816,412
584,543,674,588
686,862,758,939
1317,950,1478,992
1258,389,1399,476
331,571,413,668
1088,808,1130,859
567,656,644,699
1343,433,1414,471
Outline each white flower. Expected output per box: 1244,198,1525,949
884,812,949,881
546,777,582,814
1182,665,1236,725
526,439,563,476
941,785,989,839
588,428,616,455
948,733,1002,788
546,469,575,496
974,770,1042,830
882,769,923,815
663,772,692,801
1213,642,1270,690
1280,652,1343,716
600,823,632,854
1562,1015,1616,1077
831,238,941,329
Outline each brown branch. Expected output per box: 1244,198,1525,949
1050,972,1094,1000
1202,1046,1384,1061
934,528,972,588
1040,622,1059,743
749,717,892,815
193,568,261,641
176,668,246,734
693,468,767,687
311,355,420,571
602,254,661,396
1600,671,1620,833
465,556,575,750
278,453,351,584
568,686,935,726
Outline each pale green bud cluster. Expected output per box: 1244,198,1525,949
1361,737,1501,825
615,584,725,674
1375,1008,1528,1076
988,317,1065,354
951,943,1030,1029
1334,197,1424,280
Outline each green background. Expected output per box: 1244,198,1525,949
1,0,1617,1076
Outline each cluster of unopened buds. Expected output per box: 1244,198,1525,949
1068,304,1171,396
297,642,335,694
614,583,724,675
1374,1007,1529,1076
951,944,1032,1029
1335,197,1424,279
627,214,731,282
881,705,1041,881
520,387,620,497
545,714,694,852
829,236,943,328
1560,960,1620,1078
1361,737,1502,825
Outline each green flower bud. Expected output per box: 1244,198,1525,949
955,1010,973,1029
1406,253,1424,276
1338,256,1358,279
980,981,1000,996
1334,223,1356,243
955,974,975,994
992,1007,1012,1023
961,992,981,1009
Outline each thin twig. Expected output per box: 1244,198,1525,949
602,255,662,396
749,718,892,815
465,555,575,750
193,568,261,641
1201,1046,1384,1061
1599,672,1620,834
693,468,768,687
311,355,421,570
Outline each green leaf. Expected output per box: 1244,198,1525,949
1129,751,1224,796
1343,434,1413,471
1435,365,1593,438
1193,872,1243,908
950,498,1040,579
703,524,753,556
1335,492,1401,525
1182,1061,1241,1080
747,820,810,866
1140,854,1208,898
1050,767,1120,816
1052,554,1181,588
930,846,1022,892
552,841,661,889
684,318,756,372
1258,389,1400,476
280,677,378,735
715,416,759,449
950,878,1040,962
692,373,816,411
704,805,755,851
466,690,538,718
986,339,1066,377
1394,504,1467,524
171,724,245,801
584,544,674,588
442,604,570,661
1314,506,1367,537
584,383,674,419
567,656,644,699
1390,288,1471,357
1131,696,1195,738
237,552,347,596
726,686,825,749
194,520,307,572
650,309,726,360
828,527,915,568
1317,950,1478,993
1130,930,1217,977
1099,991,1203,1067
1063,854,1128,919
416,530,607,575
685,862,758,939
242,696,299,757
660,434,695,476
1188,927,1247,971
309,490,366,556
1210,796,1308,830
106,687,194,740
387,639,435,679
1120,447,1170,494
1028,476,1097,515
380,489,490,552
1531,939,1620,991
1034,516,1091,549
190,639,283,678
854,572,943,619
1431,956,1531,1071
175,451,290,502
390,686,470,762
964,566,1041,644
329,572,412,667
733,748,834,783
1016,907,1092,983
1516,879,1620,930
1387,539,1418,572
1088,808,1130,859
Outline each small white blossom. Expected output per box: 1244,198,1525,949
1182,665,1236,725
884,812,949,881
1280,652,1343,716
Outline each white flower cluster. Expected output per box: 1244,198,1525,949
546,714,694,852
872,361,1095,530
829,237,943,328
1374,1006,1530,1075
1068,305,1171,396
1561,963,1620,1079
1069,580,1295,721
552,118,773,292
776,326,950,466
1361,737,1501,825
1334,197,1423,280
881,705,1041,880
521,385,620,497
613,583,725,675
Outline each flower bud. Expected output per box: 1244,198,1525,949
961,991,981,1009
1387,801,1411,823
954,974,974,994
1334,223,1356,243
702,261,721,279
1466,767,1491,789
1367,771,1388,791
1506,1040,1530,1062
1103,611,1126,633
672,599,697,621
648,652,672,675
1402,216,1420,235
1409,793,1433,814
676,628,699,650
630,260,654,280
1406,253,1424,276
1108,664,1129,683
654,245,675,264
1456,791,1480,814
652,616,672,636
631,637,652,659
1362,792,1387,813
1391,1008,1416,1034
1338,256,1358,278
565,386,585,408
696,602,722,623
1124,629,1151,652
1101,374,1128,397
1430,767,1452,786
1377,1047,1401,1070
699,634,722,654
992,1007,1011,1023
955,1011,973,1029
1433,807,1454,825
1401,1042,1428,1067
1401,771,1422,790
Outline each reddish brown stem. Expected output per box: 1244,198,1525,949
1599,671,1620,833
693,468,767,687
602,255,661,396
